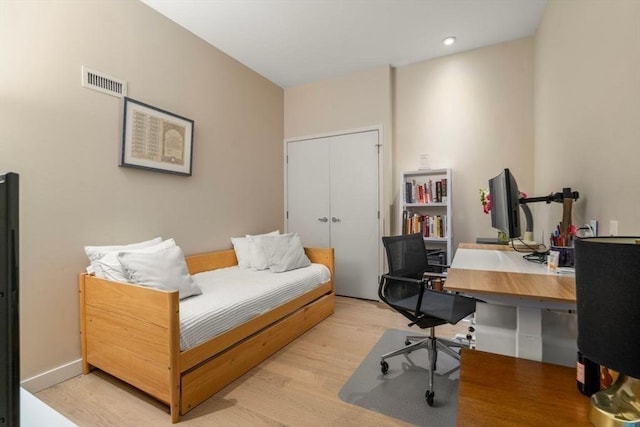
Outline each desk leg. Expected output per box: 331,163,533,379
474,303,517,357
516,306,543,361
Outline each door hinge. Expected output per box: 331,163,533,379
378,210,380,219
286,211,288,219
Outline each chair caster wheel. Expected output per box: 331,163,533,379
425,390,435,406
380,360,389,374
405,339,411,346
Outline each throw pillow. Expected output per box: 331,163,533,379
117,244,202,300
93,238,175,283
84,237,163,275
231,230,279,268
261,233,311,273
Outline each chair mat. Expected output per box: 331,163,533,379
338,329,459,426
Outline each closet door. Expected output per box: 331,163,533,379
329,131,379,300
286,130,380,300
286,138,331,248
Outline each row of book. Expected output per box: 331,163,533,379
402,212,448,238
405,178,448,204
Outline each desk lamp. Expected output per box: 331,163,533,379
575,237,640,427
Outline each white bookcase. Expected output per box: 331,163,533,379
400,168,452,264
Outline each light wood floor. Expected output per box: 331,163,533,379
37,297,467,426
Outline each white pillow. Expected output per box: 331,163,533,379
247,234,274,270
260,233,311,273
84,237,162,275
117,244,202,300
93,239,176,282
231,230,279,268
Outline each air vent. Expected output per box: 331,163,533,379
81,66,127,98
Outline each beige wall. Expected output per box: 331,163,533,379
5,0,638,389
0,0,283,381
284,66,393,233
534,0,640,237
394,38,535,249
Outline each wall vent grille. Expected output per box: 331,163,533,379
81,66,127,97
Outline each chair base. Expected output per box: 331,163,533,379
379,327,469,406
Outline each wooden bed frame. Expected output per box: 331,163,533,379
78,247,335,423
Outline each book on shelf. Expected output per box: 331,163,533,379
441,178,448,203
404,177,447,204
402,212,448,239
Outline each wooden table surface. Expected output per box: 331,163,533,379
457,349,591,426
445,268,576,303
445,244,577,304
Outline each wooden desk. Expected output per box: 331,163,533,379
457,349,591,427
446,246,576,304
445,244,578,365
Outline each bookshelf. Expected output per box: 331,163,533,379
400,168,452,264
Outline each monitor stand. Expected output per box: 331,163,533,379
510,231,541,251
476,237,509,245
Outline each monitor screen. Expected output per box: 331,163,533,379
0,172,19,427
488,168,521,239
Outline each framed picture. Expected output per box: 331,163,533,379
121,97,194,176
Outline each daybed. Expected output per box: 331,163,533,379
78,246,335,423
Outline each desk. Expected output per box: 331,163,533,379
445,244,577,366
457,349,590,426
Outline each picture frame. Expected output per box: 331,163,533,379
121,97,194,176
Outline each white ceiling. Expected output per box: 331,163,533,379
141,0,547,88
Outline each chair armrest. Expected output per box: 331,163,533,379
423,271,447,279
379,273,428,313
429,262,450,269
381,274,424,285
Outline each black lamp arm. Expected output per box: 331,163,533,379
519,187,580,205
516,188,579,237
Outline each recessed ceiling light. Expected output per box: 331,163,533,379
443,37,456,46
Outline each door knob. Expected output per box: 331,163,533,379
331,217,341,222
317,217,328,222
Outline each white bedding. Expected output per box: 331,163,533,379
179,263,331,351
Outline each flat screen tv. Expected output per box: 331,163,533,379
0,172,19,427
488,168,521,239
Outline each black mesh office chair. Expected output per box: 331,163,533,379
378,233,476,406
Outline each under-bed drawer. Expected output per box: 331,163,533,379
180,292,335,414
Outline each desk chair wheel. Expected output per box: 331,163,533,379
380,360,389,374
405,339,411,345
425,390,435,406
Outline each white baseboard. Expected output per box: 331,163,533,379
21,359,83,393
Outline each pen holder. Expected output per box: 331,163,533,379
551,245,575,267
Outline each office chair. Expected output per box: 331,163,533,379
378,233,476,406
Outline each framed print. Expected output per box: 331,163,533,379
121,97,194,176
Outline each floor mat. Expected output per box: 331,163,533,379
338,329,459,426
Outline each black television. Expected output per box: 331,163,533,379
0,172,19,427
488,168,521,239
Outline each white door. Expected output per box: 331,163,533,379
286,138,331,248
286,130,380,300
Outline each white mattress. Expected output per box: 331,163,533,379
179,263,331,351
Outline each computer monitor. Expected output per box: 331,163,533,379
0,172,19,427
488,168,521,239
